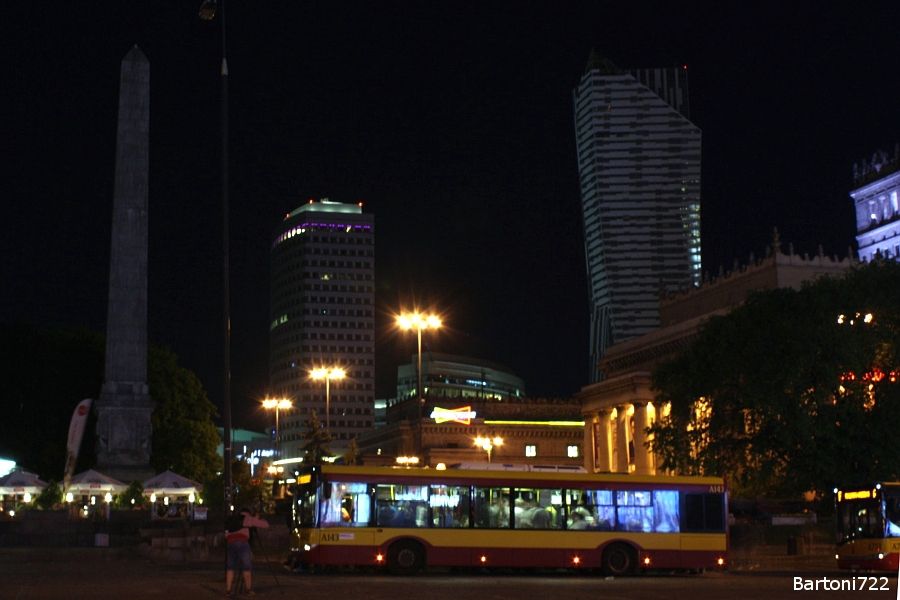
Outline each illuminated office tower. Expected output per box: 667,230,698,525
573,53,701,382
269,199,375,457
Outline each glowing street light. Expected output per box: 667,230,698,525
397,312,441,455
262,398,292,458
310,367,345,431
475,436,503,463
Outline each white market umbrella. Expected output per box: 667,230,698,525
0,470,48,495
68,469,127,496
142,470,202,497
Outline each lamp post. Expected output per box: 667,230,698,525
397,312,441,456
262,398,292,459
310,367,345,431
475,436,503,463
198,0,232,513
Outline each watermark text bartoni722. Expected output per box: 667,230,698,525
793,576,891,592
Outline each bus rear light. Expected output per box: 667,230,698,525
480,555,487,563
878,553,884,560
717,558,724,566
643,557,651,565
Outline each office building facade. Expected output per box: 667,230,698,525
269,199,375,458
573,53,702,382
852,149,900,262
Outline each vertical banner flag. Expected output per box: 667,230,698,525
63,398,93,491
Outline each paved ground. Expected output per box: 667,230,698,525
0,545,889,600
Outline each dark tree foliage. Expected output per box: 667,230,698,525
35,480,63,510
0,323,219,484
148,345,220,483
649,260,900,498
342,438,360,466
301,410,333,465
114,480,147,509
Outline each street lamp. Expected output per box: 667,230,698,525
198,0,232,513
262,398,292,458
397,312,441,455
475,436,503,463
310,367,345,431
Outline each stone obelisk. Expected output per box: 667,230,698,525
95,46,155,482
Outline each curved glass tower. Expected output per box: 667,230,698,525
573,54,701,382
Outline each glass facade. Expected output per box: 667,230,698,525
573,59,702,382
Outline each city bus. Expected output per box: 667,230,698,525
287,464,728,575
835,482,900,571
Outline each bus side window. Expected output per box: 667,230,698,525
474,487,510,528
682,493,725,532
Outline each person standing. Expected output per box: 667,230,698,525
225,507,270,595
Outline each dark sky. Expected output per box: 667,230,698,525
3,2,899,432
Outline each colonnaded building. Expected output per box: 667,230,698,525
578,236,854,475
269,199,376,458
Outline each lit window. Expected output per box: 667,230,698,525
525,445,536,457
567,445,579,458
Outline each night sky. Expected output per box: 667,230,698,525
4,2,899,432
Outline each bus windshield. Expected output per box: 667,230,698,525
838,498,884,543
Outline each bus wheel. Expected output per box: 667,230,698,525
602,543,635,576
387,540,425,576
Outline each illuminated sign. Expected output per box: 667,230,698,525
298,474,311,485
430,406,476,425
843,490,873,500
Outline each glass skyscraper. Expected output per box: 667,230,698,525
573,53,701,382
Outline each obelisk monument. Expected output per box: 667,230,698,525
95,46,155,482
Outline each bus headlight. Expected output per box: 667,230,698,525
303,544,311,551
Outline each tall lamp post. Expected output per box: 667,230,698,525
262,398,292,458
397,312,441,456
475,436,503,463
198,0,232,512
310,367,345,431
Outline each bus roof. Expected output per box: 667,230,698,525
303,464,726,490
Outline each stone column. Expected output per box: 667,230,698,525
593,410,613,472
632,402,654,475
615,405,630,473
582,413,595,472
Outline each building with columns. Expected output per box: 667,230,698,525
578,237,855,474
852,148,900,263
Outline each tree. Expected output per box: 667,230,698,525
301,410,333,465
0,324,220,485
148,345,221,483
343,438,360,465
649,260,900,498
114,480,147,509
35,480,63,510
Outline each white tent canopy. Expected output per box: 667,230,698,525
0,470,48,495
67,469,127,496
142,470,202,498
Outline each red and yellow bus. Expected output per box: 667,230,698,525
288,464,728,575
835,482,900,571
